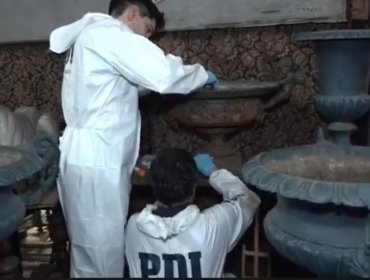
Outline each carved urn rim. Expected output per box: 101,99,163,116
190,80,281,100
296,29,370,41
241,144,370,208
0,146,43,187
140,80,281,100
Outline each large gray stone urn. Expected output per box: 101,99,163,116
242,29,370,277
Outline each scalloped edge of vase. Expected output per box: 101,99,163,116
242,150,370,208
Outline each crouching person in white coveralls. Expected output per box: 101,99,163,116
125,148,261,278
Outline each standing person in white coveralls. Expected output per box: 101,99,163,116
125,149,261,278
49,0,219,277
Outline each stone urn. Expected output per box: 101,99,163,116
0,146,42,241
0,146,43,277
0,106,60,206
242,29,370,277
168,81,280,175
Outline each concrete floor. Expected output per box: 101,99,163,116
19,211,52,278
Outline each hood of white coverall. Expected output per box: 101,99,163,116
135,204,201,240
50,13,112,54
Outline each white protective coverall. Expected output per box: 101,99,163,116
49,13,208,278
125,169,261,278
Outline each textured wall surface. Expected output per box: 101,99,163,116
156,0,346,30
0,23,356,159
0,0,346,43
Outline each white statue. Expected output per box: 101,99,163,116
0,105,60,205
0,105,58,147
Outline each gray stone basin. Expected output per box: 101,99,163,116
244,139,370,207
0,146,42,242
242,28,370,278
242,128,370,277
169,81,280,128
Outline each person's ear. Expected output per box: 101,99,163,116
130,5,141,18
126,5,137,21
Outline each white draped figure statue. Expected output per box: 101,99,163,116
0,104,60,205
0,105,58,147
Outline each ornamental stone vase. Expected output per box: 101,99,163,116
242,29,370,278
168,81,280,175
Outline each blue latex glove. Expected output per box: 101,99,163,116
205,70,219,87
194,153,217,177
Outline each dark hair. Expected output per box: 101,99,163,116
108,0,165,32
150,148,197,207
